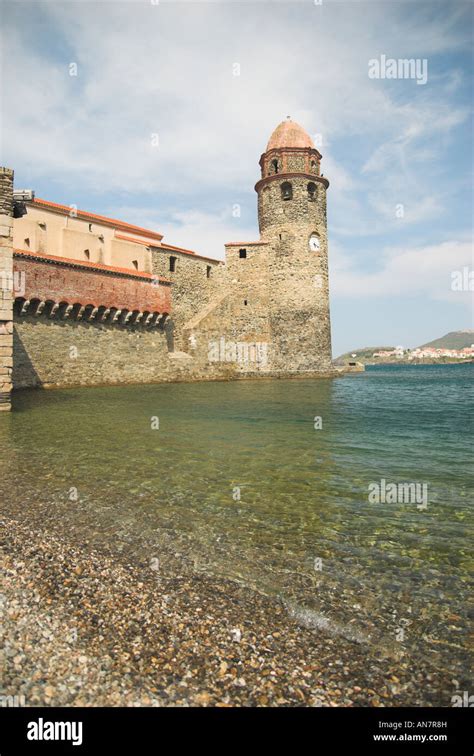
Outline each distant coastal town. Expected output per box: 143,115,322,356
373,345,474,361
335,330,474,366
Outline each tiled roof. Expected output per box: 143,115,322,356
30,198,221,262
31,198,164,241
13,248,171,284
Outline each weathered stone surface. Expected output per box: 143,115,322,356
13,310,243,388
151,249,224,351
0,169,14,217
0,167,13,409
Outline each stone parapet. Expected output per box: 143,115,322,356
13,250,171,320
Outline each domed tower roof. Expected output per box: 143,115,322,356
266,118,314,151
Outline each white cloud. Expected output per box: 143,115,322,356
331,239,474,309
3,0,470,204
112,205,256,260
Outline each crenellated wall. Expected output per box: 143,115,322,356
13,251,171,322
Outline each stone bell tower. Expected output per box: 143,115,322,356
255,118,332,372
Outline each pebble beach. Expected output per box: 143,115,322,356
1,516,462,708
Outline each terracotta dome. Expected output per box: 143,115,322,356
266,118,314,151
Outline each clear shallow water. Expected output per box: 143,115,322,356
0,364,472,674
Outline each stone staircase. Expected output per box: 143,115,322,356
166,291,230,377
182,290,229,335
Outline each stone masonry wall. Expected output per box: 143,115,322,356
12,310,245,389
182,293,273,377
158,238,273,377
0,168,14,410
151,249,224,350
13,314,174,389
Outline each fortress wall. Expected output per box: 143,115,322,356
224,242,270,318
183,291,272,376
12,309,253,388
0,168,14,410
13,315,175,389
14,253,171,314
151,249,224,348
174,241,273,375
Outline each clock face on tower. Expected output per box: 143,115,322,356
309,235,320,252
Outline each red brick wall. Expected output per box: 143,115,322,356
14,254,171,313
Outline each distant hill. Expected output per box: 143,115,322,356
419,330,474,350
335,330,474,365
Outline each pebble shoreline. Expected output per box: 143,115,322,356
0,517,460,707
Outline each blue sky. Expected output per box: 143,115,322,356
1,0,472,355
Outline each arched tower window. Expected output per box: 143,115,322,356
307,182,317,200
281,182,292,201
310,159,318,173
270,159,279,175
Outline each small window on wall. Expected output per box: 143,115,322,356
271,159,279,175
281,182,292,200
84,249,90,260
239,249,247,259
307,182,317,200
24,238,30,248
88,223,93,232
169,256,177,272
206,265,211,279
132,260,138,270
244,299,248,306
